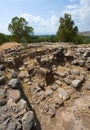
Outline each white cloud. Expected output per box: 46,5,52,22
70,0,77,2
63,0,90,31
20,13,59,34
66,5,78,9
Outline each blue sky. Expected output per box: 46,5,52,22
0,0,90,35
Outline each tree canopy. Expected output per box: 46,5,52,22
8,17,34,43
57,13,78,42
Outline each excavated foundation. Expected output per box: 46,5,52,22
0,42,90,130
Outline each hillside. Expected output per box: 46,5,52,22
79,31,90,36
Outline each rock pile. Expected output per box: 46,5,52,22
0,64,36,130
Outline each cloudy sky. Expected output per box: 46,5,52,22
0,0,90,35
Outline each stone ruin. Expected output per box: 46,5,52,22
0,42,90,130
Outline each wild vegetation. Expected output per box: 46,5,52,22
0,13,90,45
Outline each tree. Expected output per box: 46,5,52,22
8,17,34,43
57,13,78,42
0,33,10,45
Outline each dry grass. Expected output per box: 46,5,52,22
0,42,19,52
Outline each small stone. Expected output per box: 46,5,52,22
0,76,5,85
7,89,21,102
43,104,49,113
38,81,45,90
78,60,85,66
86,85,90,90
54,72,65,78
18,99,27,111
0,99,7,106
78,75,85,82
11,71,18,79
24,78,30,83
0,65,5,71
71,79,81,88
19,71,25,79
63,77,71,85
31,85,41,94
49,107,56,118
45,89,53,96
8,78,20,89
55,80,62,86
0,89,6,98
0,71,5,77
22,111,35,130
0,106,8,115
58,88,70,101
19,70,29,79
71,60,78,65
11,105,19,113
85,57,90,69
53,99,63,109
71,69,80,76
1,118,11,128
39,93,46,101
15,120,21,130
51,83,58,90
59,91,70,101
7,122,17,130
7,98,17,108
84,51,90,57
59,72,66,78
